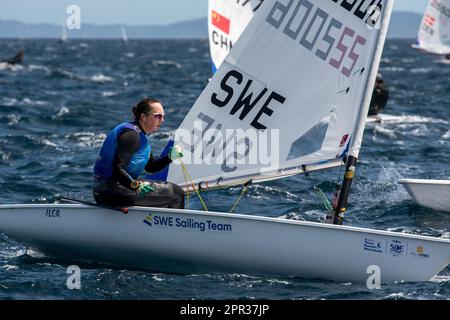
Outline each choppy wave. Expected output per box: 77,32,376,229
91,74,114,83
410,67,433,74
101,91,118,97
52,107,70,119
0,63,24,72
65,132,106,148
50,69,114,83
152,60,182,69
382,66,405,72
28,64,51,74
6,114,21,125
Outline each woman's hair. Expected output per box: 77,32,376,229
132,98,161,120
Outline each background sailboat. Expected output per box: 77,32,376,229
60,22,68,43
0,50,25,72
208,0,263,74
400,0,450,210
121,26,128,43
399,179,450,212
412,0,450,56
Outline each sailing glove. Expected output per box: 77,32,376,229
136,183,155,197
169,145,183,161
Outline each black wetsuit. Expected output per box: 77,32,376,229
368,82,389,116
93,123,184,208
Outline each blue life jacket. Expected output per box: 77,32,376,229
94,122,151,180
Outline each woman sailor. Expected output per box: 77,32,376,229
93,98,184,208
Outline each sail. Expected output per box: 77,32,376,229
166,0,393,190
415,0,450,54
121,27,128,43
208,0,264,73
61,22,68,42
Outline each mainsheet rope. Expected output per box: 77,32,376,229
178,159,251,213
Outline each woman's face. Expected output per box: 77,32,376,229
140,102,165,134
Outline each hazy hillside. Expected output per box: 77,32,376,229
0,12,423,39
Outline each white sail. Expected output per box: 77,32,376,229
168,0,393,190
415,0,450,54
121,26,128,43
61,22,68,42
208,0,264,72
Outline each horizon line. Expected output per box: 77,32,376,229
0,10,423,27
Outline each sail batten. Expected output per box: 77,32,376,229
165,0,393,187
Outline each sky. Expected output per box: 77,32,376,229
0,0,430,26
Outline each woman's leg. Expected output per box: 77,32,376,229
133,182,185,209
94,181,184,209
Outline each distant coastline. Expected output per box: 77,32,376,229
0,12,422,39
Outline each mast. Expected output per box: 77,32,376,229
332,0,394,225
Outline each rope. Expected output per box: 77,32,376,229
177,159,253,213
229,180,252,213
302,165,335,215
181,161,190,209
179,159,209,211
313,187,334,214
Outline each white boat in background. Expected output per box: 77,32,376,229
1,0,449,283
399,179,450,212
0,50,25,71
412,0,450,56
366,113,404,124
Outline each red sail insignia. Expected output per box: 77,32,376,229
211,10,230,34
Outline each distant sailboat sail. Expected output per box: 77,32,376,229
208,0,263,73
121,26,128,43
61,22,68,42
414,0,450,54
166,0,392,193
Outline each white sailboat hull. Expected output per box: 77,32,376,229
399,179,450,212
0,204,449,283
366,113,404,124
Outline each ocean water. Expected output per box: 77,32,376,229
0,39,449,300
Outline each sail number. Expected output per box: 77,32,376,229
431,0,450,19
266,0,371,78
211,69,286,130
